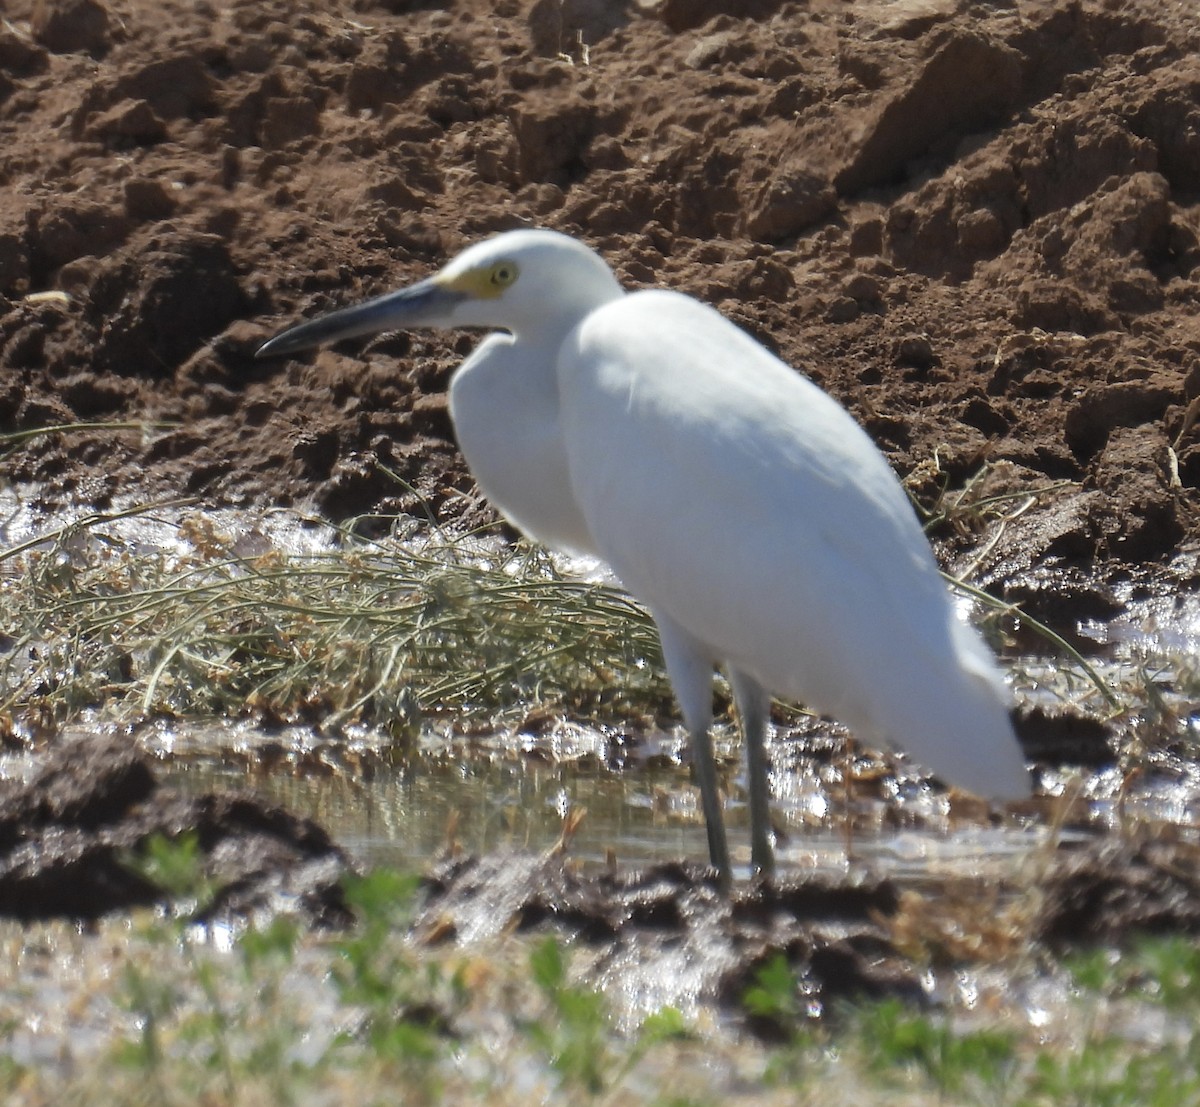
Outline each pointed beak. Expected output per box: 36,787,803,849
256,277,465,358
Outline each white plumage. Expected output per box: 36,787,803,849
259,228,1030,888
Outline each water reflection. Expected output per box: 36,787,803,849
155,735,1053,889
160,751,715,871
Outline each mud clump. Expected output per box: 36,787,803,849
1040,837,1200,946
415,833,1200,1025
5,731,1200,1018
417,851,924,1023
0,731,354,926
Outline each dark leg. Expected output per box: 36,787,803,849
653,611,731,891
730,668,774,877
689,723,731,891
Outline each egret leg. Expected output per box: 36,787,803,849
653,611,731,890
842,735,856,862
689,723,731,889
729,668,774,877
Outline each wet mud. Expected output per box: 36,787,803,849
418,851,924,1023
0,730,354,926
413,832,1200,1022
4,732,1200,1021
1040,836,1200,946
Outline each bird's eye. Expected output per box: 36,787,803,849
490,262,518,287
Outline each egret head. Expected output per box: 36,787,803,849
257,229,624,359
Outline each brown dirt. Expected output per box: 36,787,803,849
417,833,1200,1024
0,0,1198,608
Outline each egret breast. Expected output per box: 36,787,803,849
449,332,597,556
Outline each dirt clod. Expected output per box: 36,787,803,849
1040,837,1200,946
0,732,354,926
417,852,922,1022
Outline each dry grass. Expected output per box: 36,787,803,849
1,505,667,737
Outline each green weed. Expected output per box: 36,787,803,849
525,935,689,1099
7,897,1200,1106
857,998,1016,1101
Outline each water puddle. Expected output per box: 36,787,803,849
100,716,1096,887
158,738,717,872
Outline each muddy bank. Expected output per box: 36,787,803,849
413,833,1200,1022
0,0,1194,616
0,730,353,925
3,731,1198,1027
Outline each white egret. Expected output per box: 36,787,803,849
257,228,1031,888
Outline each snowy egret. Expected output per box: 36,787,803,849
258,229,1030,887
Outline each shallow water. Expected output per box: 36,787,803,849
159,738,716,870
133,715,1060,888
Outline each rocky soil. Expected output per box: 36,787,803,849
0,0,1195,621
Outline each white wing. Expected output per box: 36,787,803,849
558,290,1028,798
